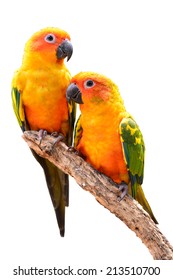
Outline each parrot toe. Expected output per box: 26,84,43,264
51,133,65,147
38,129,47,145
117,182,128,201
51,131,60,137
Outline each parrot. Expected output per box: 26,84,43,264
11,27,76,236
66,71,158,224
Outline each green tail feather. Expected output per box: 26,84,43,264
132,184,158,224
31,150,68,236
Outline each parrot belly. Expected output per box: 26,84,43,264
77,125,129,184
22,70,70,134
24,92,69,134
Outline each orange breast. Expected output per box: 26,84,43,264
77,112,129,184
21,68,70,135
24,92,69,134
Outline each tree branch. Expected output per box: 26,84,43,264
23,130,173,260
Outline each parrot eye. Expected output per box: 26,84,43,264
44,34,56,43
84,80,95,89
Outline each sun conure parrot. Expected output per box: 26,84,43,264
66,71,158,224
11,27,76,236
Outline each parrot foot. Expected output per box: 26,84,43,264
38,129,47,145
51,133,65,147
51,131,60,138
117,182,128,202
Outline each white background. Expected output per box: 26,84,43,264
1,0,173,278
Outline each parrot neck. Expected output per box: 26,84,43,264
22,51,64,70
80,98,127,129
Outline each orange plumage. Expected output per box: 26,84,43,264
72,72,129,183
13,27,71,134
12,27,75,236
76,103,129,184
66,72,157,223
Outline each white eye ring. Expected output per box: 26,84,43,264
84,79,95,89
44,34,56,43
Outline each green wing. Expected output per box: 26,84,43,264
120,117,145,198
74,115,83,148
11,87,27,131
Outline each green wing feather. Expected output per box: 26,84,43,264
68,101,76,146
11,85,76,236
120,117,145,198
120,117,158,223
74,115,83,148
11,87,26,131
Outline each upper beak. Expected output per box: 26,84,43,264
66,83,84,104
56,39,73,61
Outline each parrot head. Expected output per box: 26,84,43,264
66,72,121,109
23,27,73,65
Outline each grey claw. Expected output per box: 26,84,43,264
38,129,47,145
52,134,64,147
117,182,128,202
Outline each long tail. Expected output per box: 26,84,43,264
32,150,68,236
135,184,158,224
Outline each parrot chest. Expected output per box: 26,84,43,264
78,114,129,184
21,69,70,134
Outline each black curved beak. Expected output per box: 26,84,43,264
66,83,84,104
56,39,73,61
